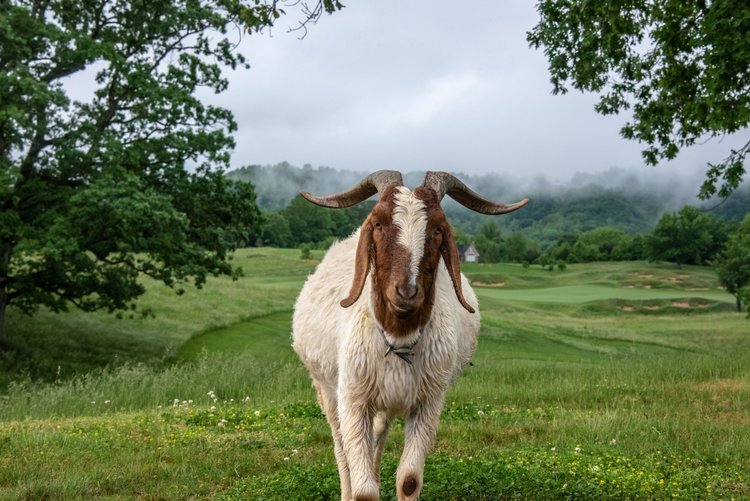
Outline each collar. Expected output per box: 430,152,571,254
379,328,423,365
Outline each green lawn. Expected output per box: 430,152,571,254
1,251,748,499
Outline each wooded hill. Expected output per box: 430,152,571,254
228,162,750,247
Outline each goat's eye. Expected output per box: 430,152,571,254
433,226,443,236
373,221,382,230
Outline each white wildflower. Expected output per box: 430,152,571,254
574,446,582,454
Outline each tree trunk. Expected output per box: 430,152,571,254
738,296,743,313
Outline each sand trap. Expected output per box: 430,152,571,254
473,282,507,287
621,306,634,312
632,272,654,279
672,301,711,309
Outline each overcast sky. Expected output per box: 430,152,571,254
207,0,740,183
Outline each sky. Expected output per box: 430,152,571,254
206,1,739,183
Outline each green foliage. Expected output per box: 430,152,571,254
0,0,353,340
504,231,541,264
528,1,750,198
715,214,750,311
271,195,371,248
648,206,727,266
474,221,504,263
259,211,294,248
544,228,647,265
299,243,313,260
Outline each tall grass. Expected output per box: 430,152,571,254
0,352,313,421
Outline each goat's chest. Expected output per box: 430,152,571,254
372,337,456,413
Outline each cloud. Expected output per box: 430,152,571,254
204,0,745,185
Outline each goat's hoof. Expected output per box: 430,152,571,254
402,475,418,497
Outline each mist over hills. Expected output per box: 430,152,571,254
228,162,749,245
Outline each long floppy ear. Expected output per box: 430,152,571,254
439,225,476,314
340,223,374,308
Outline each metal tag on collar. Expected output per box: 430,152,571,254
381,329,419,365
385,345,415,364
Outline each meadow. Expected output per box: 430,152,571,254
0,248,748,499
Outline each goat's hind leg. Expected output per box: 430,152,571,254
314,381,352,501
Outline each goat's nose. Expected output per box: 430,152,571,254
396,283,418,300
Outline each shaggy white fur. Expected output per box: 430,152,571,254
292,227,480,501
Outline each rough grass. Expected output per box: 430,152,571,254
1,254,748,499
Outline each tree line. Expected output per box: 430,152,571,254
250,191,750,311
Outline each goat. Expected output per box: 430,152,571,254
292,171,527,501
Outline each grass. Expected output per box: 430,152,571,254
1,252,749,499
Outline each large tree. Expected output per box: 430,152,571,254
716,215,750,312
0,0,342,342
528,1,750,198
647,205,726,266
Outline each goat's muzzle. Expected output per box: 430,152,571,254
387,282,423,319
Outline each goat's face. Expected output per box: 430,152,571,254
344,185,472,338
300,170,528,339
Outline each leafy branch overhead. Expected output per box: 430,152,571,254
528,1,750,199
0,0,343,341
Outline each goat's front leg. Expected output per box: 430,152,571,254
396,399,443,501
339,395,379,501
372,411,393,483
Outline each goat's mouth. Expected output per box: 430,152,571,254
388,301,419,319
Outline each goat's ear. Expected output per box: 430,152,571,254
439,225,476,314
341,222,373,308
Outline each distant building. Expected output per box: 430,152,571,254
457,243,480,263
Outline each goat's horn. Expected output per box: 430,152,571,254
421,171,528,215
300,170,404,208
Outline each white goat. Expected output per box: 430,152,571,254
292,171,527,501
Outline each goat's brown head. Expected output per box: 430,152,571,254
301,171,528,338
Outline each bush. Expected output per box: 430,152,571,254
299,244,313,260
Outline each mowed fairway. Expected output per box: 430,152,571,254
0,249,748,499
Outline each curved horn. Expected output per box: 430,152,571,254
421,171,528,214
300,170,404,208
